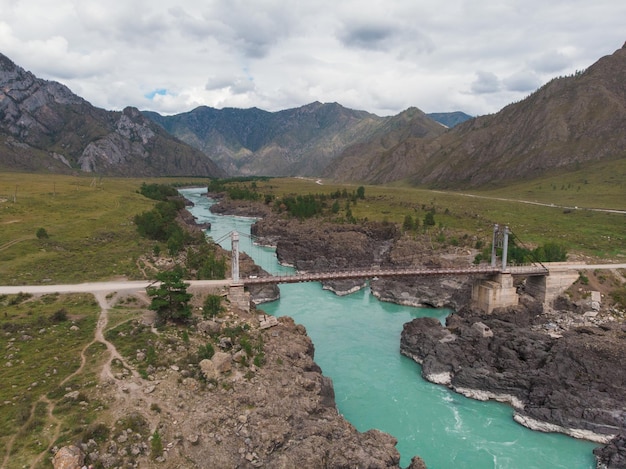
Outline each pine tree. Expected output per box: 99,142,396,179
147,269,192,324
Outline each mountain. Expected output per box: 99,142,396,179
321,107,446,182
144,102,387,176
326,43,626,188
0,53,225,177
427,111,473,128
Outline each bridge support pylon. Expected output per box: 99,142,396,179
471,273,518,314
231,231,240,284
228,231,250,311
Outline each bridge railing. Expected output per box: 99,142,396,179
241,263,548,285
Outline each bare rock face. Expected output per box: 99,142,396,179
400,302,626,448
0,52,225,177
251,215,399,272
52,445,84,469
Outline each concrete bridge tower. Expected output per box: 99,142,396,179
228,231,250,312
231,231,240,284
473,224,517,313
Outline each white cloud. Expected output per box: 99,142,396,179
503,70,542,93
471,71,501,94
1,0,624,117
530,50,574,74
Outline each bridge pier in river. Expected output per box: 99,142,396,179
471,273,519,314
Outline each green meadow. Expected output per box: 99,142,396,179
0,173,209,285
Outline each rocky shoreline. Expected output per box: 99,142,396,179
399,299,626,468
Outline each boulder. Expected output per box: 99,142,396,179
197,320,221,335
212,352,232,374
52,445,84,469
199,359,217,381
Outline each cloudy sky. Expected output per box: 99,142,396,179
1,0,624,117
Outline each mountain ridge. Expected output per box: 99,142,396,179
3,41,625,189
144,101,395,176
325,42,626,188
0,53,225,177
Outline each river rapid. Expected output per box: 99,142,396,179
181,187,598,469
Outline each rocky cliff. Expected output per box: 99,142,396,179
0,53,225,177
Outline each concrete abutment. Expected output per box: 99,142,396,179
472,263,581,313
471,273,518,314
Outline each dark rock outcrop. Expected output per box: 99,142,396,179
594,434,626,469
251,215,400,272
371,276,472,309
400,302,626,444
209,197,272,218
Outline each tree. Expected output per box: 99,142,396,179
534,242,567,262
147,269,192,324
423,211,436,228
203,294,224,319
356,186,365,199
36,227,49,239
402,215,415,232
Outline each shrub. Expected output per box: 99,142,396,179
50,308,68,323
8,292,32,305
139,183,178,201
198,342,215,360
150,430,163,459
203,294,224,319
253,353,265,367
610,287,626,309
423,211,436,227
82,423,110,443
36,227,49,239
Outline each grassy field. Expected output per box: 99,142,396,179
0,173,211,285
0,293,101,467
252,175,625,259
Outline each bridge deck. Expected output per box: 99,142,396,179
242,265,549,285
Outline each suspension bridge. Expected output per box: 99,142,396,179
217,225,573,313
220,224,548,287
210,225,625,313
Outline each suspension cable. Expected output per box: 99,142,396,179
508,229,548,270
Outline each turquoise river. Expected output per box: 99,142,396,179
181,187,598,469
